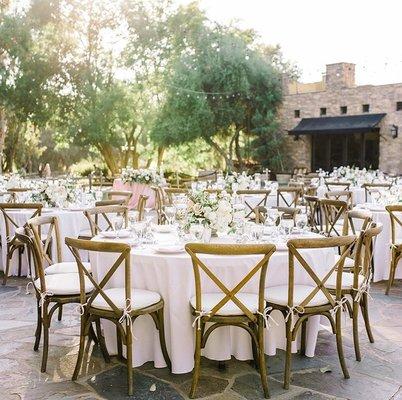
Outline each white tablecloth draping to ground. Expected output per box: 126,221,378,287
90,233,335,373
317,185,365,205
112,179,155,209
354,204,402,282
0,209,89,276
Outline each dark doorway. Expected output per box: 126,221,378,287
312,133,379,171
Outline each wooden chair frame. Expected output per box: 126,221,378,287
266,235,356,389
325,190,353,209
0,202,43,285
65,237,171,396
104,190,133,206
324,180,351,191
320,199,348,237
385,205,402,294
84,205,128,237
237,190,271,219
185,243,276,399
304,195,321,232
277,187,302,208
363,183,392,202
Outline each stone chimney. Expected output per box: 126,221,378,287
325,62,355,90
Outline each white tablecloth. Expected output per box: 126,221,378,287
0,208,89,276
90,233,335,373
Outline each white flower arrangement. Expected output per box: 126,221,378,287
225,171,252,190
121,167,165,186
186,190,236,232
30,180,76,207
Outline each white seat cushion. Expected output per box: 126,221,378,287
334,254,355,269
91,288,161,311
78,229,92,238
190,293,259,316
34,273,93,295
265,285,329,307
45,261,91,275
325,272,365,290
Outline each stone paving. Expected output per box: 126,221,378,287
1,275,402,400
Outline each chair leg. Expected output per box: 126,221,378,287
249,322,259,370
57,305,63,321
126,326,134,396
34,299,42,351
116,326,123,361
352,300,361,361
284,319,292,390
2,253,11,285
189,323,202,398
360,293,374,343
17,247,22,277
300,319,307,356
95,318,110,363
257,321,269,399
385,255,396,295
335,311,350,379
41,302,50,373
72,317,88,381
156,308,171,371
88,323,99,346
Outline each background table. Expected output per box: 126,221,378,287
317,185,365,205
90,232,335,373
113,179,155,209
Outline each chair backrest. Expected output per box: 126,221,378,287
137,195,148,221
164,187,188,205
285,235,356,311
0,202,43,240
65,237,132,320
95,199,126,207
151,186,166,224
343,209,372,236
28,215,63,266
105,190,132,206
185,243,275,323
320,199,348,237
277,187,302,207
324,190,353,209
386,205,402,244
84,205,128,236
363,183,392,202
324,180,351,191
274,206,301,224
304,195,321,232
237,190,271,218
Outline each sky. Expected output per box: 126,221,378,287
176,0,402,86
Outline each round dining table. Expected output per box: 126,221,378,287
90,231,335,374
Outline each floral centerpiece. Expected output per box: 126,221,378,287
30,180,76,207
225,171,252,191
121,167,165,186
185,190,236,232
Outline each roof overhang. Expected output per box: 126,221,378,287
288,113,386,135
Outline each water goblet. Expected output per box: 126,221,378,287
163,205,176,225
295,213,308,232
112,215,124,239
190,223,204,242
281,218,294,239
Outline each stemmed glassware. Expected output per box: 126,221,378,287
295,213,308,232
163,205,176,225
112,215,124,239
281,218,294,240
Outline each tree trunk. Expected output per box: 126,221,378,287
234,130,244,171
98,143,119,175
0,108,7,174
204,136,233,172
157,146,164,168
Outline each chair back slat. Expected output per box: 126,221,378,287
237,190,271,218
386,205,402,244
325,190,353,209
320,199,348,237
324,180,351,191
277,187,302,208
104,190,132,206
363,183,392,202
84,205,128,237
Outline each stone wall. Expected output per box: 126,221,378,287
280,63,402,174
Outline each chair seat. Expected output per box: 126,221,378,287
34,273,94,295
91,288,161,311
190,293,259,316
334,254,355,269
325,272,365,290
265,285,329,307
45,261,91,275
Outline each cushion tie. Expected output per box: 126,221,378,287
257,306,278,328
192,310,211,331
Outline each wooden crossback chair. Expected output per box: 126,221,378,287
0,202,43,285
363,183,392,202
104,190,132,206
163,187,188,205
83,205,128,238
277,187,302,208
304,195,321,232
136,195,148,221
185,243,276,399
151,186,166,224
15,227,95,373
325,190,353,209
237,189,271,219
266,235,356,389
95,199,126,207
324,180,351,191
65,237,171,396
326,223,382,362
385,205,402,294
320,199,348,237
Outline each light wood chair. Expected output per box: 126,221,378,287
15,227,95,373
325,223,382,361
0,202,43,285
324,180,351,192
363,183,392,202
385,205,402,294
277,187,303,208
163,187,188,205
237,190,271,219
151,186,166,224
320,199,348,237
95,199,126,207
266,235,356,389
136,195,148,221
65,237,171,396
104,190,133,206
304,195,321,232
83,205,128,238
185,243,276,398
325,190,353,209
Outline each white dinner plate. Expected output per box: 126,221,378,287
154,245,185,254
99,230,131,239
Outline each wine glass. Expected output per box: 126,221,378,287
251,224,264,242
163,205,176,225
281,218,294,239
190,223,204,242
295,213,308,232
112,215,124,239
128,210,140,232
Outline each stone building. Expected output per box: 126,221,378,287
280,62,402,174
